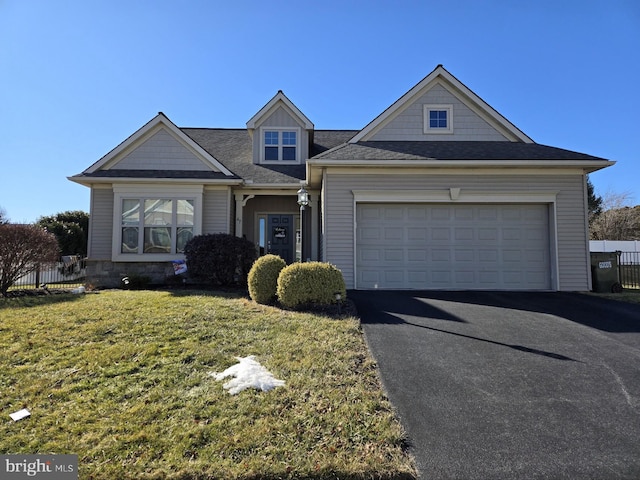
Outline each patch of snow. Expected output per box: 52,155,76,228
210,355,285,395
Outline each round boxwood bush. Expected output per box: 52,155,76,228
277,262,346,309
248,254,286,304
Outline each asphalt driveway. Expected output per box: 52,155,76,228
350,291,640,480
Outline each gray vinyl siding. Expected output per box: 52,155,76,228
114,129,211,171
203,188,231,234
371,84,509,141
88,187,114,260
251,106,310,164
323,172,589,291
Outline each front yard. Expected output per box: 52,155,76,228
0,290,416,479
589,290,640,304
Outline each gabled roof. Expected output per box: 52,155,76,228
349,65,533,143
181,128,355,186
246,90,314,131
306,140,614,186
82,112,234,176
312,141,612,162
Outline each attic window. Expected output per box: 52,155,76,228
262,128,299,162
424,104,453,134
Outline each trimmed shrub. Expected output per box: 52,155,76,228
184,234,256,286
248,254,287,304
277,262,346,309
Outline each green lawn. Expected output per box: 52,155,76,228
589,289,640,304
0,290,416,479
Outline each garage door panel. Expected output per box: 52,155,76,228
479,271,500,284
431,270,452,284
479,250,499,262
431,228,450,241
359,227,381,241
432,207,451,220
360,248,381,262
385,249,403,261
479,207,499,220
431,249,450,262
455,207,474,220
455,249,475,262
455,228,475,241
408,227,427,241
384,207,404,221
408,249,427,261
384,227,403,241
356,203,551,290
361,270,381,284
479,228,498,241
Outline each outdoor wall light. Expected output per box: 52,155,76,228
297,186,309,262
296,186,309,207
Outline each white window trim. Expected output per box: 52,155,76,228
260,126,301,164
424,104,454,134
112,185,203,262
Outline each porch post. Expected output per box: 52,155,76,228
234,193,243,238
310,192,319,261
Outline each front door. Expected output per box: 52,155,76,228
268,214,294,263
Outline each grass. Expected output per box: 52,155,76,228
589,289,640,304
0,290,416,479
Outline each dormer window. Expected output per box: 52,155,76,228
262,128,299,162
424,104,453,134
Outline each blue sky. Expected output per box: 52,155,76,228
1,0,638,222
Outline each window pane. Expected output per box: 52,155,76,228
429,110,447,128
122,199,139,225
144,227,171,253
121,227,139,253
177,199,194,225
259,217,266,255
282,131,296,145
177,227,193,253
282,146,296,160
145,199,173,225
264,131,279,145
265,146,279,160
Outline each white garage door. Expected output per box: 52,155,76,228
356,204,551,290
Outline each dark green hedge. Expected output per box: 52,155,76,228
184,234,256,286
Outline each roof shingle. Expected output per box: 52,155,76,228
312,141,611,162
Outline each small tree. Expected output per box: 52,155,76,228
0,207,8,225
0,224,60,296
37,211,89,256
590,191,640,240
587,175,603,227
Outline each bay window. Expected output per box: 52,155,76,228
113,186,202,261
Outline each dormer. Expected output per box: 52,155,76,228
246,91,314,165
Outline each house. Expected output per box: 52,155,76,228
69,65,613,291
